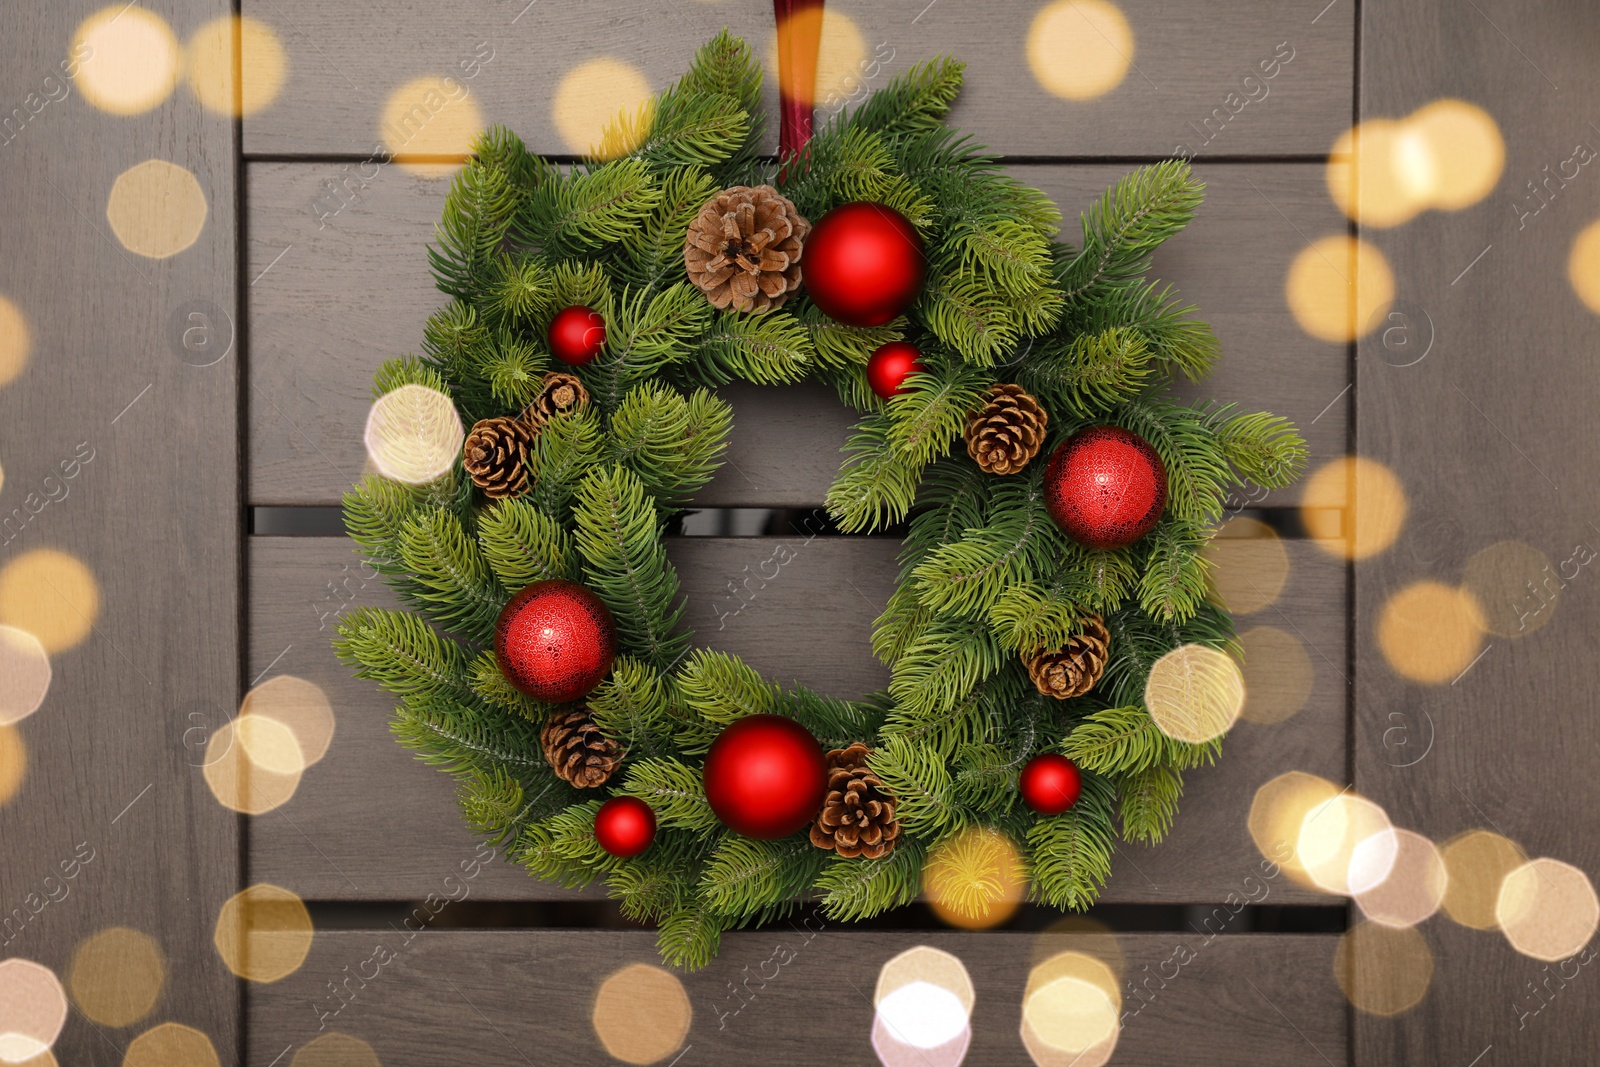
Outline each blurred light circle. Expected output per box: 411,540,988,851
122,1023,221,1067
0,550,100,654
1143,643,1244,743
1463,540,1558,638
1355,829,1447,928
68,926,166,1028
1570,218,1600,315
1496,858,1600,962
0,959,66,1063
1326,119,1425,229
1021,952,1120,1064
73,6,181,115
877,981,967,1049
1027,1,1135,101
1285,236,1395,344
1300,455,1407,560
186,16,289,117
363,384,464,485
1297,792,1397,896
0,626,51,725
1237,626,1313,725
1376,581,1486,685
213,884,314,983
107,160,209,259
1334,921,1433,1016
0,296,29,389
202,718,302,814
380,76,484,178
1405,99,1504,210
1203,516,1289,615
235,714,306,776
591,963,691,1064
292,1032,382,1067
0,725,25,807
924,827,1026,928
767,8,867,111
553,58,652,159
241,675,335,767
1249,771,1343,886
873,947,974,1067
1440,829,1528,930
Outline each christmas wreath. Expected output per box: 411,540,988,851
334,29,1306,968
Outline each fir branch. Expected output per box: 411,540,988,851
1027,770,1116,910
1118,764,1183,844
1060,159,1204,302
396,509,506,642
845,56,965,139
619,757,720,832
333,607,474,704
676,649,778,724
817,839,926,922
477,497,578,589
1060,704,1217,775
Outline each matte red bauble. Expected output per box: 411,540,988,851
594,795,657,857
1044,426,1168,549
866,341,925,399
494,579,616,703
1020,754,1082,815
548,305,606,365
802,202,925,327
702,714,827,839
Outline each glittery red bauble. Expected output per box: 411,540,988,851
494,579,616,703
1020,754,1082,815
548,305,606,365
866,341,925,399
594,795,657,857
1044,426,1168,549
702,714,827,839
802,203,925,327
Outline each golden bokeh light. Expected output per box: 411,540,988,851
1237,626,1313,725
292,1032,382,1067
107,160,209,259
1355,829,1447,928
1031,917,1124,978
10,1052,55,1067
0,725,25,807
1569,218,1600,315
553,58,652,159
380,76,484,178
767,8,867,110
241,675,335,767
0,959,67,1063
0,626,51,726
67,927,165,1028
73,6,181,116
214,884,314,984
1404,100,1504,210
185,16,289,117
1301,456,1407,560
1334,921,1433,1016
591,963,691,1065
0,296,29,389
1326,119,1425,229
1021,951,1121,1066
1204,516,1289,615
201,718,303,814
873,946,973,1064
0,550,99,654
363,384,464,485
1496,858,1600,962
1285,235,1395,343
1144,643,1244,744
122,1023,221,1067
1377,580,1486,685
924,826,1026,929
1298,792,1397,896
1248,771,1343,887
1463,540,1558,638
1439,829,1528,930
1027,1,1135,102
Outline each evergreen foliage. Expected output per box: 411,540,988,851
336,31,1306,970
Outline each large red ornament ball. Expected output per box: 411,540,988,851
702,714,827,839
802,202,925,327
594,796,657,857
1020,754,1082,815
548,305,606,365
494,579,616,703
866,341,925,399
1044,426,1168,549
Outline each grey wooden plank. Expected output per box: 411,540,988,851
247,161,1346,507
240,0,1352,159
1355,4,1600,1066
0,1,240,1062
249,533,1344,904
246,929,1345,1066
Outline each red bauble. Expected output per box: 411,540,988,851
594,795,657,857
494,579,616,703
802,203,925,327
866,341,925,399
1044,426,1168,550
1020,754,1082,815
702,714,827,839
548,305,606,365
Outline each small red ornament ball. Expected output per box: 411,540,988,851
594,795,657,857
866,341,925,399
494,579,616,703
1044,426,1168,550
548,305,606,365
802,203,925,327
1020,754,1082,815
702,714,827,839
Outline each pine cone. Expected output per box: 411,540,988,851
684,185,809,313
965,384,1048,475
1026,615,1111,700
463,416,534,499
539,706,623,788
810,742,901,859
520,371,590,432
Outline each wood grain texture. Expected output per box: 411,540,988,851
247,928,1345,1066
247,162,1347,507
249,533,1345,904
0,2,240,1062
240,0,1352,158
1354,3,1600,1066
